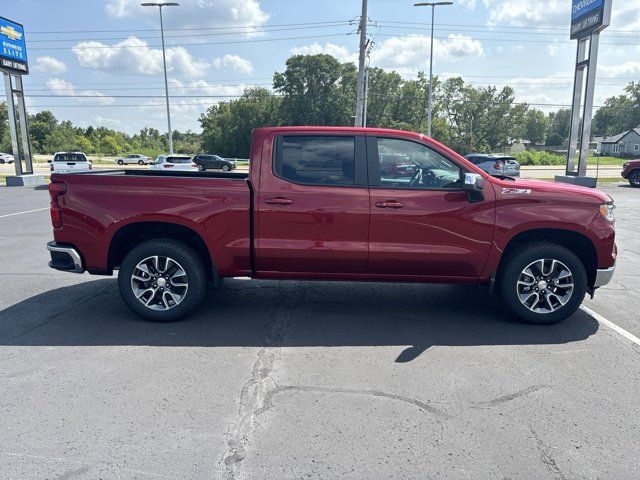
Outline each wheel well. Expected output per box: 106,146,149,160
108,222,213,275
498,229,598,286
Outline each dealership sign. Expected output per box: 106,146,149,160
0,16,28,74
570,0,612,39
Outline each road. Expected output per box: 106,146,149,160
0,183,638,479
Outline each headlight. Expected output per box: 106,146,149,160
599,203,615,222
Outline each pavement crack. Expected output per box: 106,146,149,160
258,384,451,419
473,384,548,408
219,284,304,479
528,426,568,480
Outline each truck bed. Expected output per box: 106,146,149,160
50,169,252,276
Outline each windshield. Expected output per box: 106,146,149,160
54,153,87,162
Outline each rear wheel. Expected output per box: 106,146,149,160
629,170,640,187
498,242,587,324
197,164,205,171
118,159,124,165
118,239,207,322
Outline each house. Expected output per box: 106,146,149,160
599,128,640,157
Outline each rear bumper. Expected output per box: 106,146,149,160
47,241,84,273
594,263,615,288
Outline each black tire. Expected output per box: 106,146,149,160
629,171,640,188
138,160,144,165
498,242,587,325
117,159,124,165
118,239,207,322
197,164,205,171
222,164,230,172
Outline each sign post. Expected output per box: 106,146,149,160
1,16,41,186
555,0,612,188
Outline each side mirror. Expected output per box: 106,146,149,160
463,173,484,203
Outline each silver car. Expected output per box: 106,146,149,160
116,154,150,165
0,152,15,164
465,154,520,177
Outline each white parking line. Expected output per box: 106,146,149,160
0,207,49,219
581,305,640,347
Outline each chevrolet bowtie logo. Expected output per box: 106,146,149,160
1,25,22,41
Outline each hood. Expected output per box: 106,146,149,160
495,177,612,203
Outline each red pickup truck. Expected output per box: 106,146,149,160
622,159,640,187
47,127,617,324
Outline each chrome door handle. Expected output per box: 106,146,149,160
375,200,404,209
265,197,294,205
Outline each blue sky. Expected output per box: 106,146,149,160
3,0,640,134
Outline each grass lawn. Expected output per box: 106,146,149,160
587,156,630,166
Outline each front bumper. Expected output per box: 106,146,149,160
47,241,84,273
594,263,615,288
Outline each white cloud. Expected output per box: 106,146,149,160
94,115,122,127
72,37,208,77
600,61,640,78
370,35,484,74
105,0,269,35
212,54,254,75
46,78,114,105
290,42,358,64
481,0,567,27
34,56,67,74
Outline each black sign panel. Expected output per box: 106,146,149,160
570,0,611,40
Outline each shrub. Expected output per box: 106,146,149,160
515,151,566,166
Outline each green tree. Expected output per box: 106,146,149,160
273,54,356,126
200,88,281,158
547,109,571,142
29,110,58,153
524,109,548,144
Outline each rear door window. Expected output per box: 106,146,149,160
275,136,355,186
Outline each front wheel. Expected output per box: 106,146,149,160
118,239,207,322
222,165,230,172
629,171,640,188
138,160,144,165
498,242,587,324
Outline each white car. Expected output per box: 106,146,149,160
115,154,150,165
149,155,198,171
0,152,15,164
49,152,93,173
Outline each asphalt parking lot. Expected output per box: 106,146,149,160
0,183,639,479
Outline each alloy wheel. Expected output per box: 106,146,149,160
516,258,574,314
130,255,189,311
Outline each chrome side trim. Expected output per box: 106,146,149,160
47,241,84,273
594,264,615,288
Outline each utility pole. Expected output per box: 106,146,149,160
363,67,369,127
354,0,368,127
141,2,179,154
414,2,453,137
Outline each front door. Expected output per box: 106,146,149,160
256,133,370,275
367,136,495,280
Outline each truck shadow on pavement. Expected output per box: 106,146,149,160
0,278,599,363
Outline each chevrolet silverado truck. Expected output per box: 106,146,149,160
47,127,617,324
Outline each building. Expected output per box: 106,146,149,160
599,128,640,157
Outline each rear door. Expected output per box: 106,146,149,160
367,135,495,280
255,133,370,274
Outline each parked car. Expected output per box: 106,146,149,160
465,154,520,177
621,159,640,187
149,155,198,171
49,152,92,173
116,154,150,165
47,126,615,325
0,152,14,164
193,154,236,172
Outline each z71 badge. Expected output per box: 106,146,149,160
502,188,532,195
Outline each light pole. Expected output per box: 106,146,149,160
414,1,452,138
141,2,179,154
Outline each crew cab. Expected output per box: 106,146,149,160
49,152,92,174
46,127,616,324
622,159,640,187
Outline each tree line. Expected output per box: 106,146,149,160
1,53,638,159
